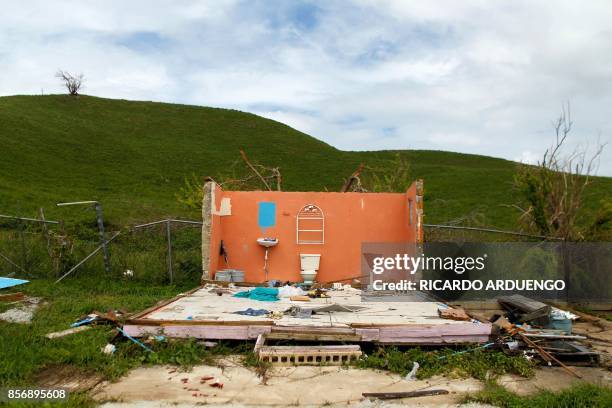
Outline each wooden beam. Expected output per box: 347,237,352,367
363,389,449,400
265,332,361,342
340,163,364,192
0,292,24,302
126,318,273,326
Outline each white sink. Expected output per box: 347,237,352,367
257,237,279,248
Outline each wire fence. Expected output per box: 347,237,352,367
0,216,202,285
423,223,560,243
0,212,556,284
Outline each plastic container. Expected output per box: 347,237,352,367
548,318,572,334
215,270,232,282
230,270,245,283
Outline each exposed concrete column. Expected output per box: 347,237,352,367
415,179,424,244
201,181,215,281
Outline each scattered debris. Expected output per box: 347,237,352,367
71,309,123,328
46,325,92,339
492,315,513,331
278,285,306,298
517,332,582,378
72,315,98,327
487,295,601,371
233,308,269,316
289,295,310,302
102,344,116,355
285,305,313,319
209,379,223,388
362,389,449,400
404,362,419,380
438,307,471,321
498,294,551,324
311,304,366,313
116,327,154,353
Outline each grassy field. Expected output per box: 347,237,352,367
1,94,609,231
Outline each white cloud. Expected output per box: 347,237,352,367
0,0,611,175
515,151,541,165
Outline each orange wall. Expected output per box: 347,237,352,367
207,182,422,283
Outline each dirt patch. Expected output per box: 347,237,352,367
0,297,41,324
34,364,104,393
93,357,482,407
498,366,611,396
93,356,611,407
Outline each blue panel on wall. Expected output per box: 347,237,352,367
258,202,276,232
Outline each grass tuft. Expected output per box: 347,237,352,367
356,346,534,380
463,380,612,408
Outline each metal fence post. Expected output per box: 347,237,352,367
166,220,173,284
57,201,110,274
94,202,110,274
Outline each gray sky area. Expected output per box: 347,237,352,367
1,1,610,175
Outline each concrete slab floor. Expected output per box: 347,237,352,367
92,358,610,408
138,286,464,326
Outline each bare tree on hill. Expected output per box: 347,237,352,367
55,70,84,96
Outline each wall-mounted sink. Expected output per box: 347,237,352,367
257,237,279,248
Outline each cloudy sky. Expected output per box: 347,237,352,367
2,0,611,175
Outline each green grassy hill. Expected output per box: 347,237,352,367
0,95,610,230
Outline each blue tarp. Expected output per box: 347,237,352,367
0,277,29,290
233,287,279,302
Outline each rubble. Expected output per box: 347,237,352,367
0,296,41,324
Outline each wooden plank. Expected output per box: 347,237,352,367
254,334,265,353
248,325,272,339
46,326,91,339
122,324,251,340
200,279,260,287
126,318,273,326
289,295,311,301
272,326,356,334
355,328,380,342
265,332,361,342
363,389,449,399
378,323,492,344
0,292,24,302
438,307,471,321
498,295,549,313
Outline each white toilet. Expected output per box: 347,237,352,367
300,254,321,284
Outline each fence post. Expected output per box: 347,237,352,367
94,202,111,274
166,220,173,284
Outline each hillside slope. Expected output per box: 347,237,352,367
0,95,609,229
